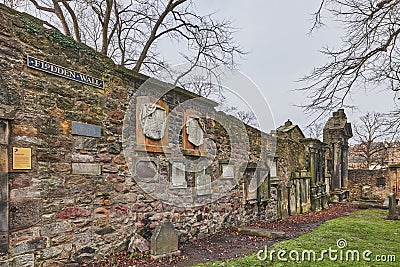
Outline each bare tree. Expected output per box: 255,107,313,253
305,122,324,140
300,0,400,121
11,0,244,93
351,112,389,169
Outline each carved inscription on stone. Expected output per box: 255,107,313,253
196,169,212,196
170,162,187,189
72,163,101,175
221,165,234,179
186,116,205,147
139,103,167,140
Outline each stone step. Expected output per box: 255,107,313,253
236,227,286,239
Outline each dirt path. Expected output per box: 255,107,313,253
175,204,356,266
85,204,357,267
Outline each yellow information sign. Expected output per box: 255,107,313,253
12,147,32,170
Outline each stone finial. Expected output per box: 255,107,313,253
285,120,292,126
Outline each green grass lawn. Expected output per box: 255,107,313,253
193,209,400,267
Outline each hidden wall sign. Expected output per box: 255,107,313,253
27,56,104,89
12,147,32,170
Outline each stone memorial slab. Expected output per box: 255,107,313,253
388,193,398,220
150,221,180,257
72,121,101,138
170,162,187,189
186,116,205,147
383,197,389,207
135,160,157,180
72,163,101,175
221,165,234,179
196,170,212,196
139,103,167,140
289,184,297,216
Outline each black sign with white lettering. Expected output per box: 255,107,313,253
27,56,104,89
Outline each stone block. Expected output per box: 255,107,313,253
71,163,101,175
11,254,34,267
9,199,42,230
11,237,47,255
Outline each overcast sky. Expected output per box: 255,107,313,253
187,0,397,133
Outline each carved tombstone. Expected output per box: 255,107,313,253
135,97,169,152
170,161,187,189
186,115,205,147
387,193,398,220
150,221,180,257
289,183,297,216
196,171,212,196
139,103,167,140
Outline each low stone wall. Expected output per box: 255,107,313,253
348,169,390,200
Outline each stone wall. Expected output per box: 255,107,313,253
0,4,335,266
348,169,390,200
0,5,281,266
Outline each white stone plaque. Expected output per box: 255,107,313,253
170,162,187,189
196,169,212,196
247,177,258,200
186,116,205,147
139,103,167,140
222,165,234,179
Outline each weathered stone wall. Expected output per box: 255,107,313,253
348,169,390,200
0,4,340,266
0,5,282,266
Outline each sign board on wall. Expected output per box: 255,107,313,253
12,147,32,170
27,56,104,89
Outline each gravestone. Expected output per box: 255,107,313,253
186,116,205,147
170,162,187,189
362,186,371,199
150,221,180,258
387,193,398,220
288,183,297,216
71,163,101,175
139,103,167,140
196,170,212,196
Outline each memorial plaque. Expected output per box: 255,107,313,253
247,177,258,200
150,221,179,256
186,116,205,147
221,165,234,179
135,160,157,180
196,169,212,196
139,103,167,140
72,121,101,138
12,147,31,170
72,163,101,175
170,162,187,189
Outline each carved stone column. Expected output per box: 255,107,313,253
341,144,349,191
